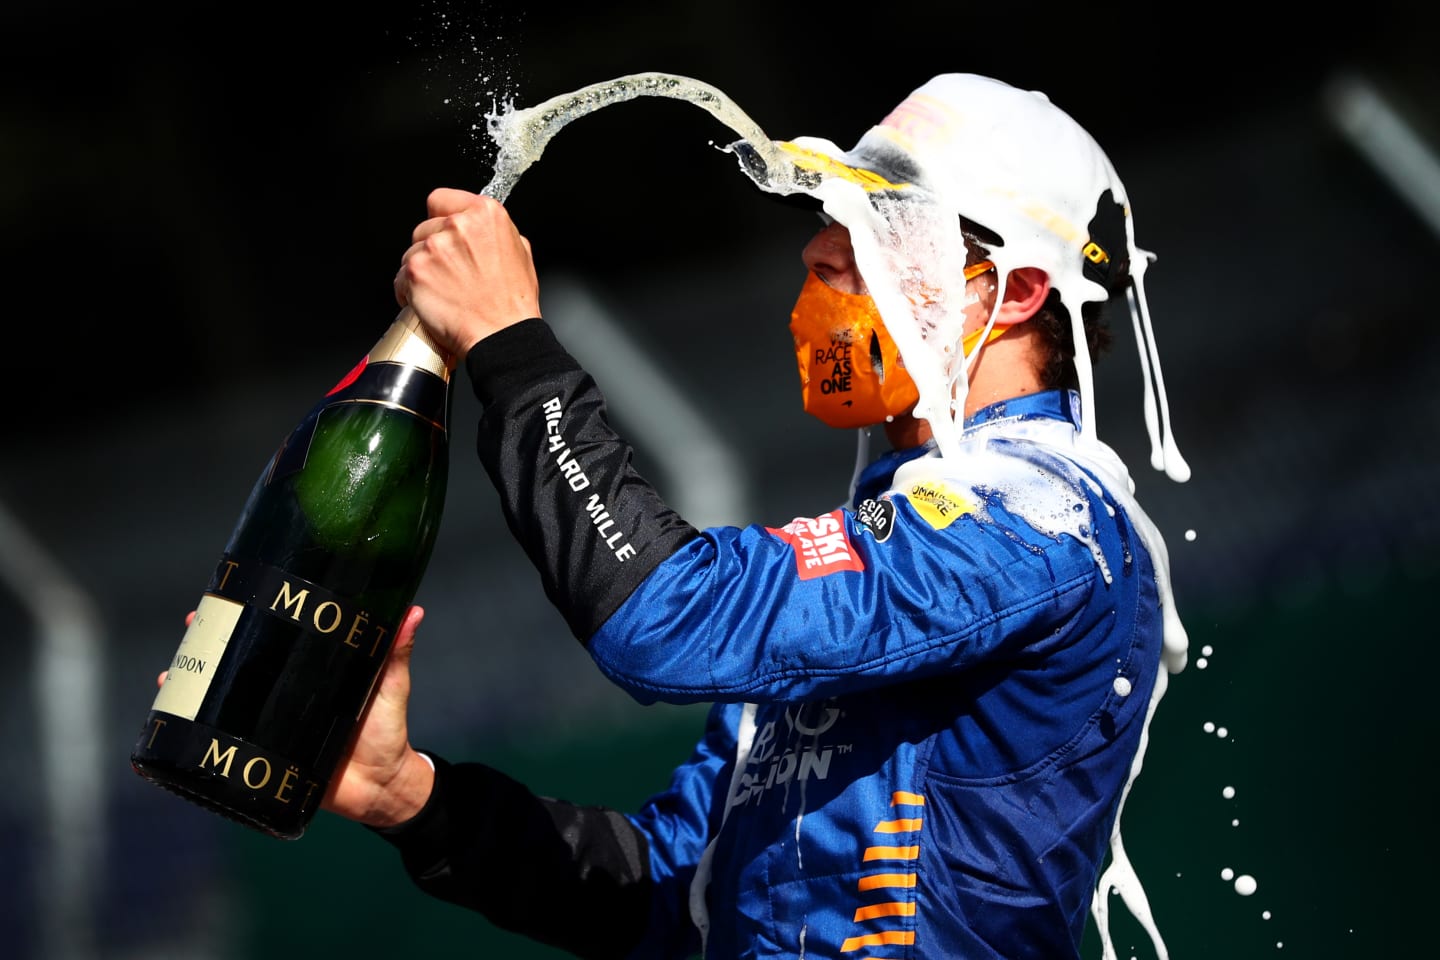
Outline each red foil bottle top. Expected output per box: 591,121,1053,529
326,356,369,397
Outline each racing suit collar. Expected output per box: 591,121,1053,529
963,388,1082,432
854,441,933,504
854,390,1080,505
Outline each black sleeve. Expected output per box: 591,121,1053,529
369,754,654,960
465,319,701,641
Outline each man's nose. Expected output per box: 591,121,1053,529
800,222,864,293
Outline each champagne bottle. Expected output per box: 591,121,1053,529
131,306,452,840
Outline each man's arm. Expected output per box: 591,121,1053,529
370,755,656,960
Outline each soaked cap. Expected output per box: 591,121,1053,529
740,73,1139,308
728,72,1190,484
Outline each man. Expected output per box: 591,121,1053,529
328,73,1191,959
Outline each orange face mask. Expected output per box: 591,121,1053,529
788,272,917,429
788,264,999,429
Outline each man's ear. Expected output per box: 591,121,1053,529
995,267,1051,325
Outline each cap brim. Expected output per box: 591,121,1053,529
728,138,919,209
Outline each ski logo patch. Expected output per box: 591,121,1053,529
766,509,864,579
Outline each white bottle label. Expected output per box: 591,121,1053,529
151,594,241,720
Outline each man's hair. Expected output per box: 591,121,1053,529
960,219,1114,391
1031,292,1114,391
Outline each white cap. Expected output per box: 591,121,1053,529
834,73,1132,309
728,73,1189,482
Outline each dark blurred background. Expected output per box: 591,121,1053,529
2,2,1436,958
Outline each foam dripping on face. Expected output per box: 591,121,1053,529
818,183,1190,960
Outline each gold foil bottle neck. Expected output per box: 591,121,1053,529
371,306,452,379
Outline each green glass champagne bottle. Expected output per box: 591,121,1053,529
131,306,452,840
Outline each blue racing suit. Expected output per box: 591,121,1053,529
372,319,1169,960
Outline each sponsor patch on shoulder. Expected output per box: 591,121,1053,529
854,497,897,543
902,480,971,530
765,508,865,579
